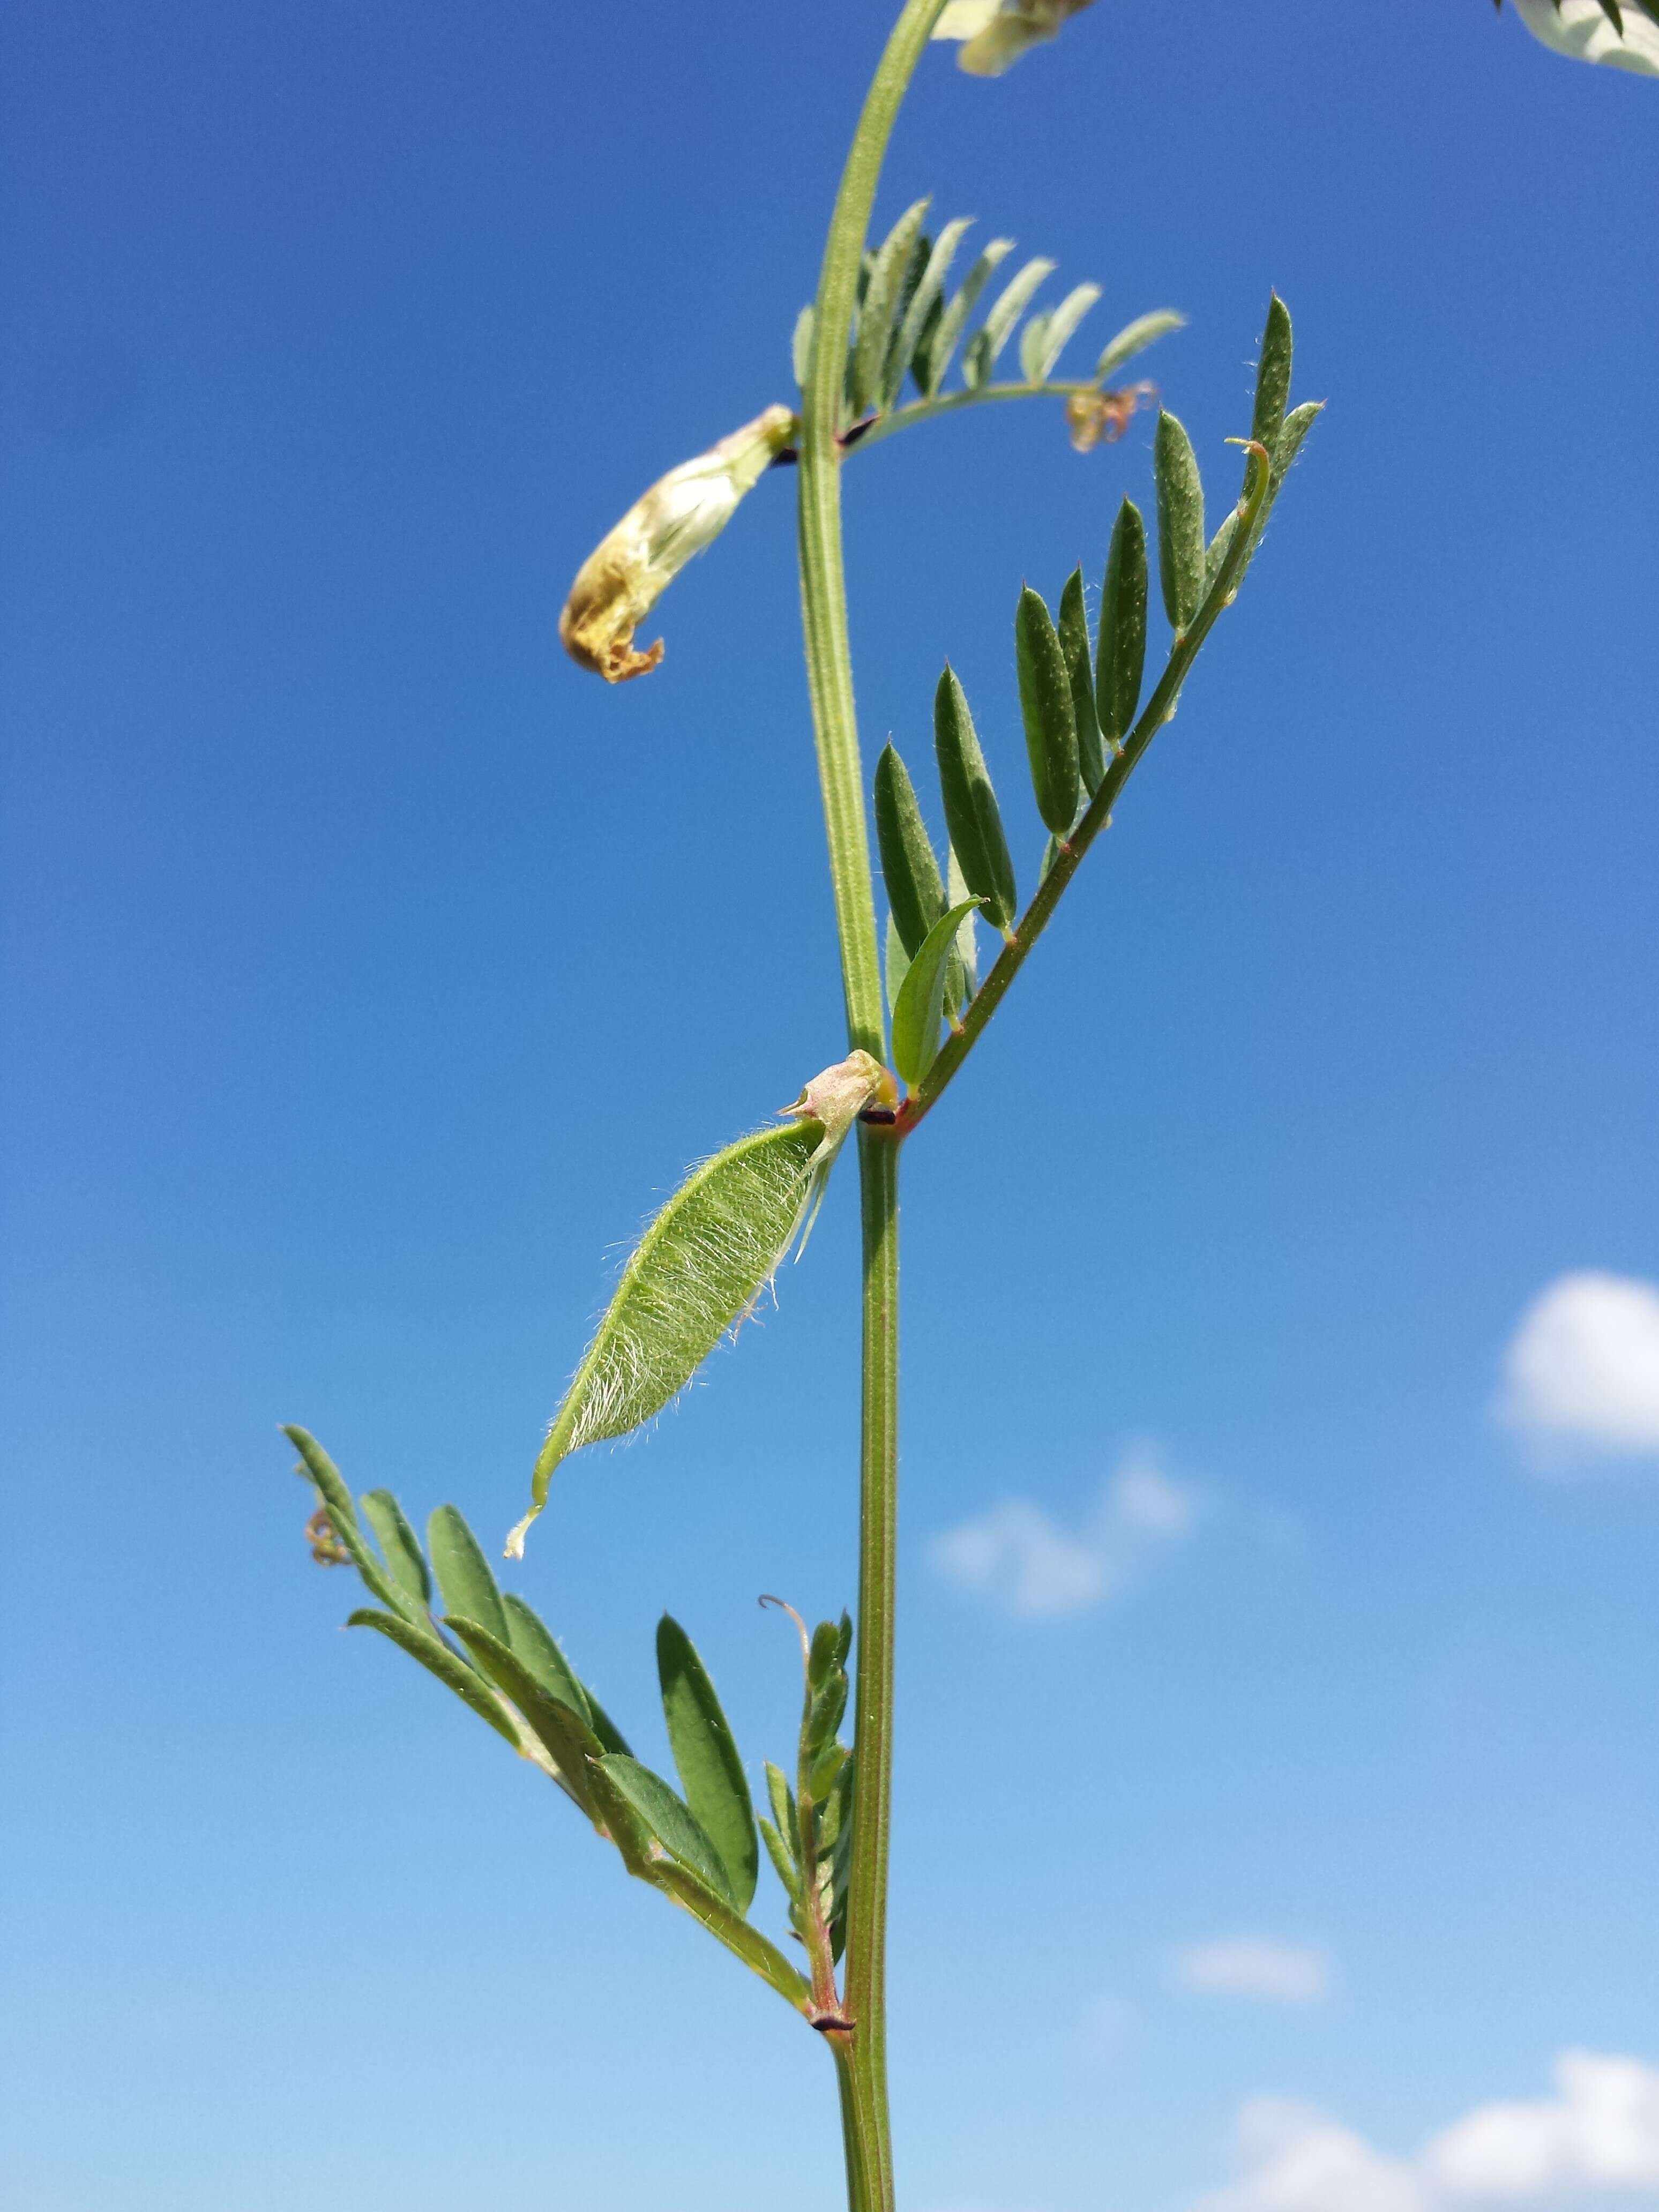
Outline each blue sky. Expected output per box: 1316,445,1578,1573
2,4,1656,2209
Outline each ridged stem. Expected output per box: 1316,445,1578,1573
796,6,948,2209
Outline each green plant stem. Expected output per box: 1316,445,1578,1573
796,5,947,2208
846,376,1102,453
901,440,1272,1131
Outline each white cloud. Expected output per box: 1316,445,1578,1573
1176,1938,1331,2005
1425,2052,1659,2199
1497,1272,1659,1461
1197,2098,1428,2212
1195,2053,1659,2212
928,1448,1199,1618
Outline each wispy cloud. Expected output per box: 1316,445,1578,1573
928,1448,1199,1618
1497,1272,1659,1463
1080,1991,1135,2062
1175,1937,1331,2005
1194,2052,1659,2211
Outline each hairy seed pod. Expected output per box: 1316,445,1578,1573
507,1120,821,1557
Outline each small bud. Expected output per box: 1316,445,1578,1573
559,403,796,682
932,0,1097,77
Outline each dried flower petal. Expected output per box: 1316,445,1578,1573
1065,381,1156,454
559,404,797,682
932,0,1097,76
1508,0,1659,74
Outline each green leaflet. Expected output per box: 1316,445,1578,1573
1154,410,1206,634
892,898,982,1088
1096,498,1148,748
1094,307,1186,384
968,256,1055,386
648,1859,812,2010
851,196,930,417
919,237,1013,394
346,1608,522,1750
1251,292,1294,451
1204,509,1239,595
877,227,933,412
582,1688,634,1760
791,304,815,390
1272,399,1322,499
1022,281,1100,384
765,1760,801,1864
1015,585,1081,835
501,1591,594,1728
934,667,1017,932
657,1615,759,1915
428,1504,510,1647
358,1490,431,1609
757,1814,801,1902
884,912,911,1022
597,1754,736,1904
507,1118,821,1557
946,847,979,998
886,215,974,408
1228,397,1323,594
874,741,947,958
285,1426,421,1628
444,1613,606,1820
1058,568,1105,798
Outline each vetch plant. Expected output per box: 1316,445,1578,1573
284,8,1327,2207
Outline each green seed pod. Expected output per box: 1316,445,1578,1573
874,742,947,958
934,665,1018,932
1096,497,1148,749
506,1119,821,1558
1015,585,1081,836
1251,292,1294,453
1057,567,1104,799
1154,410,1206,634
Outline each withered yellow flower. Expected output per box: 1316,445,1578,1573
1064,380,1157,454
931,0,1097,77
559,403,796,682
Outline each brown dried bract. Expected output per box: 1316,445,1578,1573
1065,380,1157,454
304,1506,352,1567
